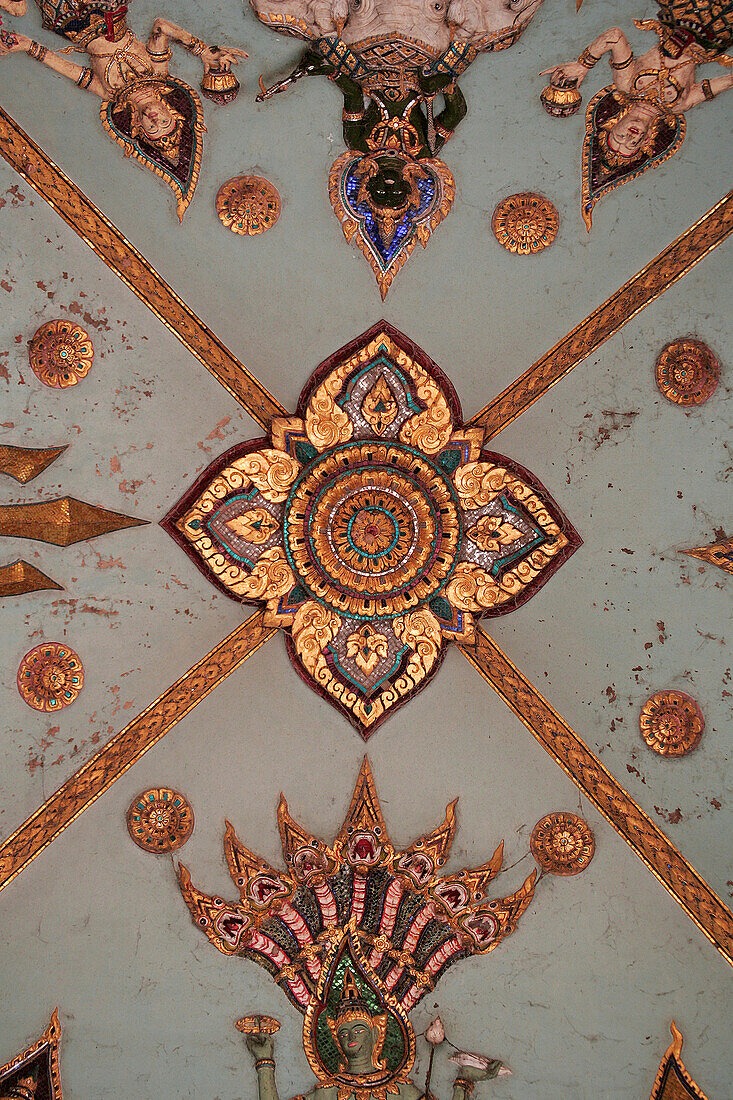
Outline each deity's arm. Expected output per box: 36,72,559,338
147,17,247,70
676,67,733,111
430,83,467,152
0,31,104,94
0,1,26,14
541,26,634,88
254,1056,281,1100
330,67,372,152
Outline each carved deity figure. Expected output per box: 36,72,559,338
249,0,546,291
0,1,247,217
245,974,503,1100
541,9,733,226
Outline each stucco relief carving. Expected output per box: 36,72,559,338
0,1,247,217
252,0,546,292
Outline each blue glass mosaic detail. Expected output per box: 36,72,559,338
343,167,437,270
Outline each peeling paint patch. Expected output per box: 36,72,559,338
654,806,683,825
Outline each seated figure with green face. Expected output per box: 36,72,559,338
246,974,502,1100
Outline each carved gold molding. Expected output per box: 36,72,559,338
459,629,733,967
468,191,733,439
0,107,287,429
0,609,276,893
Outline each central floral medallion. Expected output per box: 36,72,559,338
164,324,580,737
285,442,462,621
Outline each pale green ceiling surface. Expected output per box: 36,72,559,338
1,674,732,1099
0,0,731,1095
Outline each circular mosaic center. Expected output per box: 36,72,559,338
639,690,704,756
126,788,194,853
39,663,68,691
530,811,595,876
284,441,462,620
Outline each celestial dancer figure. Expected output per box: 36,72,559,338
0,1,248,217
540,6,733,226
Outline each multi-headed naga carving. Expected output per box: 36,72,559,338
178,759,536,1098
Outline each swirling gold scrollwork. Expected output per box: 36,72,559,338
398,355,453,455
452,462,509,509
305,366,354,451
236,547,295,602
393,608,442,677
233,449,301,503
291,601,341,675
445,563,502,612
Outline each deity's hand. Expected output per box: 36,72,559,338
454,1060,503,1082
202,45,248,73
0,29,31,55
246,1031,275,1062
539,62,588,87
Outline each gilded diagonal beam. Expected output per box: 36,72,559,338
459,628,733,967
468,192,733,439
0,609,276,893
0,106,287,429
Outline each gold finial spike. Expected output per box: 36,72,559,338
277,794,322,865
0,497,147,546
681,536,733,576
0,560,63,598
0,444,67,484
334,756,389,848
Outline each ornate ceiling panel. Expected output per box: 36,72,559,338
0,0,731,1095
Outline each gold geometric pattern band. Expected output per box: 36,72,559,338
468,191,733,439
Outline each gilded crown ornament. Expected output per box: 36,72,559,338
163,324,580,737
216,175,282,235
178,758,530,1100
